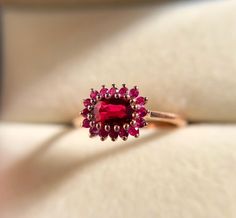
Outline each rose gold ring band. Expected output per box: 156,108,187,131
79,84,187,141
147,111,187,127
74,111,186,128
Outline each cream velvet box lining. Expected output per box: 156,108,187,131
3,0,161,6
1,1,236,218
2,0,236,124
1,123,236,218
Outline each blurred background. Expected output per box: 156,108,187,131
0,0,236,218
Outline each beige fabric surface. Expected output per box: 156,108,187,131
1,1,236,218
2,0,160,6
2,0,236,124
0,122,236,218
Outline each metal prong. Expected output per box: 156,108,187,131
114,125,120,132
134,85,138,90
130,99,136,104
131,105,135,110
144,97,148,103
96,94,102,101
122,84,126,87
90,121,95,128
114,93,120,99
87,114,93,120
105,93,111,99
130,120,136,126
102,85,105,88
132,112,139,119
87,105,94,111
104,125,110,132
123,123,130,131
100,137,107,141
134,134,139,138
124,94,130,101
112,84,116,88
90,88,94,92
122,136,128,141
90,99,97,104
96,122,101,130
131,104,139,110
111,137,117,142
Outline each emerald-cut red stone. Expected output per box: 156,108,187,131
82,84,148,141
94,99,133,124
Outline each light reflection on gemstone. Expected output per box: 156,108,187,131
82,85,148,141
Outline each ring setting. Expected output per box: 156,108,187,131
78,84,187,141
81,84,148,141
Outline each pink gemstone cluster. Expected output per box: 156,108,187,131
81,84,148,141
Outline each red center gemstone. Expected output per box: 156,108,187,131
94,99,133,124
82,85,148,140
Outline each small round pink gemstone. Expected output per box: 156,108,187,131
129,88,139,98
82,119,90,128
89,127,99,137
119,87,128,96
99,128,109,138
100,87,108,96
119,128,128,138
128,127,139,136
136,96,146,105
109,87,117,96
90,90,98,99
83,98,92,107
137,107,148,117
109,129,119,140
81,108,89,117
135,118,146,128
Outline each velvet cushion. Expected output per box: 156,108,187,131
1,0,236,123
0,123,236,218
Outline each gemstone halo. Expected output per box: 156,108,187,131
81,84,148,141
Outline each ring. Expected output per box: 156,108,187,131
74,84,187,141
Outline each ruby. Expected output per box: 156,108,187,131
136,96,146,105
128,127,139,136
109,129,118,140
129,88,139,98
81,108,90,117
100,87,108,97
89,127,99,137
135,117,146,128
82,85,148,140
119,128,128,138
99,128,109,138
137,107,148,117
83,98,92,107
90,90,98,99
109,87,117,96
94,101,129,122
119,87,128,97
82,119,90,128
